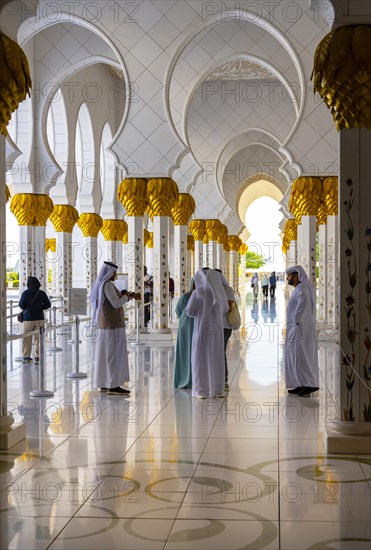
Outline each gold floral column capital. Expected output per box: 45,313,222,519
0,33,32,136
117,178,148,216
228,235,242,252
101,219,128,241
323,176,338,216
146,232,153,248
171,193,195,225
189,219,206,241
312,25,371,130
282,219,298,253
187,235,194,251
239,243,248,255
205,219,222,242
45,238,56,253
77,213,103,237
10,193,54,226
147,178,178,218
289,176,322,223
217,224,228,245
50,204,79,233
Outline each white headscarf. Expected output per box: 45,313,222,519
215,269,235,301
90,261,118,323
193,268,228,318
286,265,316,314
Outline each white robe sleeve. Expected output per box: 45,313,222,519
292,285,307,324
104,282,129,308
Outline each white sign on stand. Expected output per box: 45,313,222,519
114,273,129,293
68,288,87,315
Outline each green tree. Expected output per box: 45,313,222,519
245,251,266,269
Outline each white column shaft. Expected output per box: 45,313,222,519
19,226,36,294
153,216,171,332
300,216,317,289
318,224,327,323
207,241,218,268
56,232,73,303
327,215,339,331
127,216,144,329
339,128,371,422
174,225,187,301
194,240,203,272
84,237,98,294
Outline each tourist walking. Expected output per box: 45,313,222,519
18,276,51,362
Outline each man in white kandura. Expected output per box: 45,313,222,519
90,261,140,395
285,265,319,397
186,267,229,398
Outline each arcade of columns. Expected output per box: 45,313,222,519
1,18,371,452
7,178,245,333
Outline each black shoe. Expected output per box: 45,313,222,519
298,386,319,397
288,387,303,394
34,357,39,363
107,387,131,395
99,387,108,392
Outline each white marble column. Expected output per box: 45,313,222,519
338,128,371,427
152,216,171,332
203,241,209,267
77,213,103,297
326,214,339,333
0,143,25,448
300,216,317,289
19,226,35,294
83,237,99,295
34,226,46,289
174,225,187,301
186,236,194,286
56,232,73,304
126,216,144,330
231,251,239,293
287,240,297,268
318,222,327,325
207,241,218,268
194,240,204,272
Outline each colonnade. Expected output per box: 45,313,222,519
8,178,245,333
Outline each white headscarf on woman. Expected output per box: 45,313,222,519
90,261,118,324
193,268,228,319
286,265,316,314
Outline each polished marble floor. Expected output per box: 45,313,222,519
1,288,370,549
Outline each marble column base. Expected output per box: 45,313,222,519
132,331,176,344
323,424,371,454
318,322,339,342
0,423,26,450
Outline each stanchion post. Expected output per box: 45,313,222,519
30,327,54,397
67,316,87,378
9,299,13,335
48,306,62,352
131,300,144,346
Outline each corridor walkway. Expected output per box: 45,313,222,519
1,288,370,549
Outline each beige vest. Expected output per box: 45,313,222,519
98,283,125,329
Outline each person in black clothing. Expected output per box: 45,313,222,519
18,276,51,362
269,271,277,298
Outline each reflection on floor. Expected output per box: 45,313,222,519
1,289,370,549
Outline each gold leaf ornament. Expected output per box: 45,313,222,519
77,213,103,237
0,33,32,136
312,25,371,130
171,193,195,225
101,219,128,241
147,178,178,218
50,204,79,233
117,178,148,216
10,193,53,226
189,219,205,241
